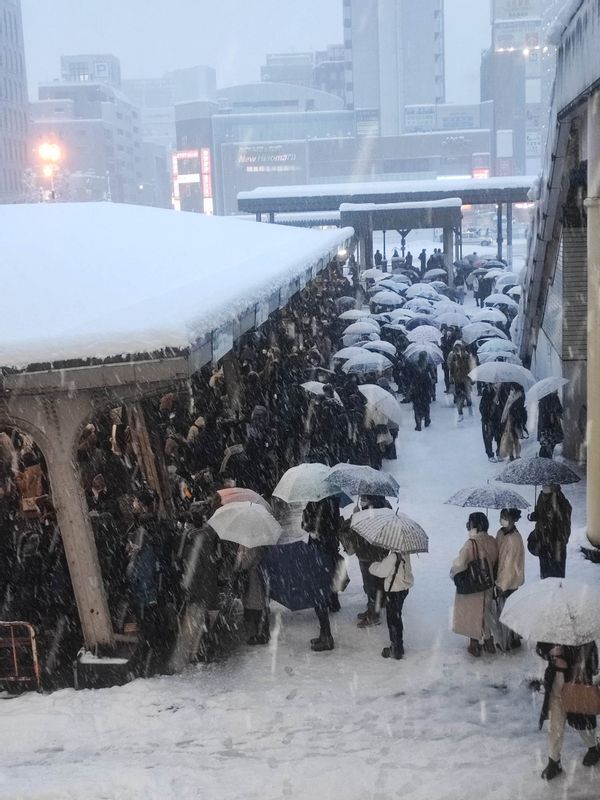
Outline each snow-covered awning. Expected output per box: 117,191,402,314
0,202,353,371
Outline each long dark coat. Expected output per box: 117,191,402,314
537,642,598,731
538,392,564,451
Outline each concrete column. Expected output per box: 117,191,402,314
585,92,600,547
506,202,513,266
382,230,387,259
5,395,115,649
255,212,261,222
268,212,275,224
497,203,503,261
442,227,454,287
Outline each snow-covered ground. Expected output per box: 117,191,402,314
0,300,595,800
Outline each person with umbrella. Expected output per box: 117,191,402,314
493,508,524,652
527,484,572,578
448,341,475,421
234,544,270,645
409,351,435,431
538,391,564,458
369,548,414,660
536,641,600,780
440,324,458,394
450,512,498,657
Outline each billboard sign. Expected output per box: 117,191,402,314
493,0,542,20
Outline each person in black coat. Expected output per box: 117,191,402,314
409,353,435,431
479,383,505,462
537,641,600,780
538,391,564,458
527,485,572,578
418,249,427,275
374,249,383,266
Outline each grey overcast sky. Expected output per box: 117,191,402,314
21,0,490,103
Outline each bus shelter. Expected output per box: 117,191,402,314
0,202,353,671
339,198,463,273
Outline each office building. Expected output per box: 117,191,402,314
343,0,445,136
0,0,28,203
261,46,346,101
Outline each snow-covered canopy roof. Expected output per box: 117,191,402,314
339,198,462,212
1,203,352,370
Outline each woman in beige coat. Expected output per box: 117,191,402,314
493,508,525,651
450,512,499,657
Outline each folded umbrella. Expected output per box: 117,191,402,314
445,486,529,510
272,463,343,504
496,456,580,486
351,508,428,554
469,362,536,389
217,488,271,511
342,352,394,375
358,384,404,427
208,502,282,548
326,463,399,496
500,579,600,646
526,376,569,405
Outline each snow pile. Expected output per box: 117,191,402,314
545,0,585,45
0,203,352,369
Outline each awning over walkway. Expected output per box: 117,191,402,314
340,198,462,234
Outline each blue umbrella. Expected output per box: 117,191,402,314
261,541,335,611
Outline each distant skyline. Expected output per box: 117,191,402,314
21,0,490,104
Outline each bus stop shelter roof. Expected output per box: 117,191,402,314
0,202,352,374
238,175,536,214
339,198,462,233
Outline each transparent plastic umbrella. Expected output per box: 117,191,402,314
469,363,536,389
495,456,580,486
272,463,343,504
361,340,397,357
300,381,344,404
485,293,519,310
343,320,380,336
462,322,508,344
445,486,529,510
326,464,399,496
358,384,404,426
370,290,405,307
342,352,394,375
477,339,518,354
470,308,507,325
208,502,282,548
526,377,569,405
338,309,370,321
406,325,442,345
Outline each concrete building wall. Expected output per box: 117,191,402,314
0,0,28,203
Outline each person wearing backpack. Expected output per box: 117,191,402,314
369,549,413,660
450,512,498,657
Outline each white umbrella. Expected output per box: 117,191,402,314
445,486,529,510
484,268,505,279
351,508,428,554
361,268,385,280
342,352,394,375
477,352,522,366
404,347,444,366
404,299,435,314
470,308,507,325
526,376,569,405
338,309,370,322
406,325,442,345
208,502,282,548
300,381,344,404
500,579,600,646
377,280,407,293
326,464,399,496
469,362,536,389
343,320,380,336
272,463,341,504
462,322,508,344
404,341,443,360
370,290,405,307
361,340,397,357
435,310,471,328
507,286,522,298
389,308,418,321
358,384,404,426
477,339,518,354
332,346,369,361
342,331,380,347
423,268,447,280
495,272,520,288
405,284,442,301
485,293,519,310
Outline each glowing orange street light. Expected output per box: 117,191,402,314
38,142,61,163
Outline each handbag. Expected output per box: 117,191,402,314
527,529,541,557
561,683,600,715
453,540,494,595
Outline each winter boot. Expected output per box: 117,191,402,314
424,418,431,428
467,638,482,657
483,637,496,655
382,644,404,660
583,744,600,767
329,593,341,613
311,635,334,652
414,424,422,432
357,610,381,628
541,758,562,781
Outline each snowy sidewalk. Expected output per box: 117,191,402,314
0,386,596,800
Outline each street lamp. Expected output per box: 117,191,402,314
38,142,62,200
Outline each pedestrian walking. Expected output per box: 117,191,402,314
538,391,564,458
409,352,434,431
537,642,600,781
499,384,527,461
527,484,572,578
450,512,498,657
418,249,427,275
369,550,413,660
493,508,524,652
479,383,505,461
448,341,475,421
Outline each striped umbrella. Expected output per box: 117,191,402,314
351,508,428,554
